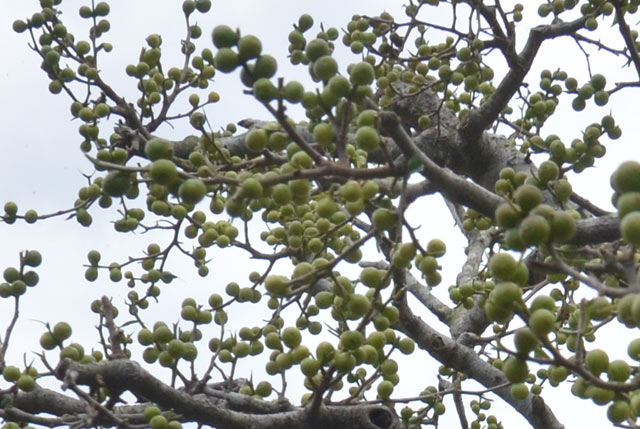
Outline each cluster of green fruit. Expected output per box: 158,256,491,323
2,364,39,393
0,251,41,298
494,168,578,249
2,201,39,225
461,208,493,232
568,346,640,423
40,321,103,363
611,161,640,247
143,405,183,429
139,319,198,367
539,0,621,30
467,400,502,429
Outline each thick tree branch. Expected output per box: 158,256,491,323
396,294,565,429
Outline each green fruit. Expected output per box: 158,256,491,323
328,75,351,97
298,14,313,31
12,20,28,33
102,171,131,197
350,62,375,86
503,356,528,383
252,78,278,102
154,326,173,344
255,380,272,397
518,214,550,246
339,180,361,202
621,212,640,247
53,321,72,341
313,122,335,146
145,138,173,161
550,211,576,243
333,352,356,372
16,374,36,392
607,359,630,382
214,48,239,73
212,25,238,48
617,192,640,218
514,184,542,213
612,161,640,193
312,55,338,81
149,415,168,429
377,380,394,398
138,328,154,346
355,126,380,152
489,253,518,280
265,275,289,296
528,309,555,337
427,239,446,257
489,281,522,306
3,365,21,382
537,161,559,183
241,178,263,199
237,35,262,60
179,179,207,204
340,330,364,350
282,327,302,348
591,73,607,91
513,327,538,354
300,357,321,377
306,39,330,62
586,349,609,375
511,383,529,400
371,208,397,231
494,203,520,228
253,55,277,79
40,332,57,350
347,294,370,318
283,81,304,103
149,159,178,185
24,250,42,267
608,400,631,424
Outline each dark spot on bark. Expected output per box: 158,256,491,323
369,408,393,428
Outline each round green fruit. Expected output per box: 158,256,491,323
312,55,338,81
212,25,238,48
607,359,630,382
24,250,42,267
313,122,335,146
214,48,239,73
495,203,520,229
372,208,397,231
355,126,380,152
102,171,131,197
621,212,640,247
513,327,538,354
608,400,631,424
349,62,375,86
40,332,57,350
586,349,609,376
179,179,207,204
489,253,518,280
377,380,394,398
503,356,528,383
514,184,542,213
16,374,36,392
518,214,550,246
149,159,178,185
281,327,302,348
53,321,72,341
612,161,640,193
237,35,262,60
617,192,640,219
306,39,330,62
427,239,446,257
528,309,556,337
2,365,21,382
145,138,172,161
489,281,522,307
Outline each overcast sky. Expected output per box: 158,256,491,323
1,2,639,428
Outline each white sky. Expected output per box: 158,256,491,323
0,2,639,428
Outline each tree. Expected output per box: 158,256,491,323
1,0,640,428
